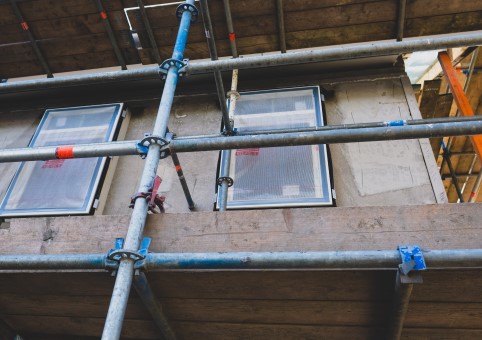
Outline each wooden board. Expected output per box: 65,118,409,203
1,269,482,338
0,0,481,77
3,203,482,255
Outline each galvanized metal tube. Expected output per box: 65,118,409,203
217,69,239,211
2,118,482,164
102,2,196,339
0,141,138,163
187,31,482,74
199,0,232,132
276,0,287,52
0,254,106,270
386,272,413,340
1,249,482,271
396,0,407,41
133,272,176,340
2,31,482,94
170,120,482,153
222,0,238,58
175,115,482,140
145,249,482,270
468,172,482,203
218,150,231,211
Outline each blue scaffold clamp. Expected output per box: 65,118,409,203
159,58,189,80
398,245,427,283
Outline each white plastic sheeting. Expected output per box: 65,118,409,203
222,87,333,209
0,104,123,216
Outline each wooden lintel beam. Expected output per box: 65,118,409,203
438,51,482,163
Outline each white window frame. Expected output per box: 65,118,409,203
0,103,123,217
217,86,333,209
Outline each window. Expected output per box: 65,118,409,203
217,86,333,209
0,104,123,217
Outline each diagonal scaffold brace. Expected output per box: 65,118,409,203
101,2,197,339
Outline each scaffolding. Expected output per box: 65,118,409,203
1,1,482,340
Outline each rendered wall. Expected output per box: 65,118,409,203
0,75,445,217
102,75,444,214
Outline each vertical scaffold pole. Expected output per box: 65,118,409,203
101,2,196,339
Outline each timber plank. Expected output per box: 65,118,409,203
430,94,453,157
0,33,134,64
419,79,442,119
0,294,150,319
0,0,126,25
0,273,115,296
148,271,394,301
0,10,128,44
0,49,140,78
0,294,390,326
2,315,158,339
173,321,384,340
4,204,482,255
405,11,482,37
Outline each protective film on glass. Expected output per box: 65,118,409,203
0,104,123,216
219,87,332,209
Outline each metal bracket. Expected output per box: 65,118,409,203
129,175,166,213
137,133,173,159
398,245,426,283
106,237,152,273
175,2,198,22
217,176,234,187
222,127,237,136
159,58,189,79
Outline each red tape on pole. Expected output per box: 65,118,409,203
21,21,29,30
100,11,108,20
228,33,236,41
55,146,74,159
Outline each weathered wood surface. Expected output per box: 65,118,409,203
2,269,482,338
1,0,482,77
2,203,481,254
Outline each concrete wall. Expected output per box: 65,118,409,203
0,74,445,218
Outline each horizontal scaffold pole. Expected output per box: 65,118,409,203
1,117,482,163
0,31,481,94
1,249,482,271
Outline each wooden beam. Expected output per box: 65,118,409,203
438,51,482,163
3,204,482,255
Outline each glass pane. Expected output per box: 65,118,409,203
223,87,331,208
1,104,122,215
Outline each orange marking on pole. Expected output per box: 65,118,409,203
175,165,182,172
55,146,74,159
100,11,108,20
438,51,482,162
228,33,236,41
21,21,29,30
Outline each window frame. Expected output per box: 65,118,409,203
0,103,124,217
217,86,333,210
